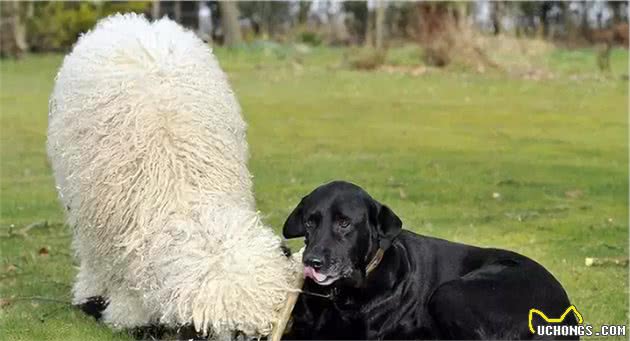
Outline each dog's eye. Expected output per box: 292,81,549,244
338,217,350,228
304,219,315,229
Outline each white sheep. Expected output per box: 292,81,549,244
47,13,301,337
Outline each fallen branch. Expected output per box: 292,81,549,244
0,296,71,305
1,221,49,238
585,257,629,267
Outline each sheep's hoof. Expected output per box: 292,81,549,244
175,325,207,340
75,296,108,320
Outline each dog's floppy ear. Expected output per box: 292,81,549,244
376,204,402,250
283,198,306,238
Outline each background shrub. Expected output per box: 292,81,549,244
26,1,149,52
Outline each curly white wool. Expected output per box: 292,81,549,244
47,13,300,336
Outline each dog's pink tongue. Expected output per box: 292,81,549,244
304,266,327,282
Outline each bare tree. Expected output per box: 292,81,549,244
580,1,592,40
151,0,161,20
491,1,503,35
561,1,579,41
219,1,242,47
365,2,374,47
173,1,182,23
414,2,457,66
238,2,291,39
608,1,626,24
343,1,369,44
539,2,555,39
297,1,311,25
0,1,28,58
375,1,386,49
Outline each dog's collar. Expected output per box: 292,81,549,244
366,230,401,275
365,248,385,275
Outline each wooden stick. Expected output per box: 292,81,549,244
270,276,304,341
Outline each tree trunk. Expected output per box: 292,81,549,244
173,1,182,24
374,1,385,49
26,1,34,19
0,1,28,59
151,0,161,20
415,2,455,44
414,2,457,67
507,2,521,37
262,2,271,39
609,1,623,25
491,1,502,35
454,2,468,28
539,2,553,39
365,3,374,47
219,1,242,47
298,1,311,25
581,1,591,41
561,2,576,41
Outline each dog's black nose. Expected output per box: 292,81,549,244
305,256,324,270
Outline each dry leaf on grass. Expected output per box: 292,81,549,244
0,298,12,308
565,189,584,199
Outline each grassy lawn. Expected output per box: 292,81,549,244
0,45,628,340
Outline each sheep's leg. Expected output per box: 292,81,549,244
100,287,155,329
72,263,152,327
73,263,101,297
72,263,112,320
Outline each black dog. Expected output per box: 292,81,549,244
283,181,578,340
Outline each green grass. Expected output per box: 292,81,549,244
546,47,630,76
1,45,628,340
